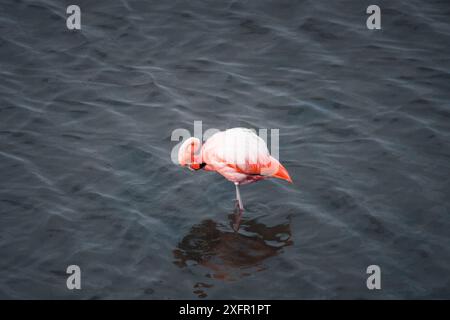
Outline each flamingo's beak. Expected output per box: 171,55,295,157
187,162,206,171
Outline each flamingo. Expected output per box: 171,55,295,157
178,128,292,211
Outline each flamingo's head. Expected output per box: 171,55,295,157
178,137,204,171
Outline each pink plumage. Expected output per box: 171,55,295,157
178,128,292,210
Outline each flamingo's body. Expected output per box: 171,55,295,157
178,128,292,210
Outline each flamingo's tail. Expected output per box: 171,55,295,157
271,161,293,183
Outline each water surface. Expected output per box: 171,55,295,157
0,0,450,299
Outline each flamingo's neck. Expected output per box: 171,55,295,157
193,149,203,165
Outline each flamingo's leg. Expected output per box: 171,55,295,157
232,209,243,232
234,182,244,211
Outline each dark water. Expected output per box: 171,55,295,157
1,0,450,299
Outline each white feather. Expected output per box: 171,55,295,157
202,128,271,168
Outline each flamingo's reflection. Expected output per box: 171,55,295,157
173,212,293,298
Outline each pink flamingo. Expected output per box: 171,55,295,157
178,128,292,211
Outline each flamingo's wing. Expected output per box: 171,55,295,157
202,128,270,173
203,128,292,182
